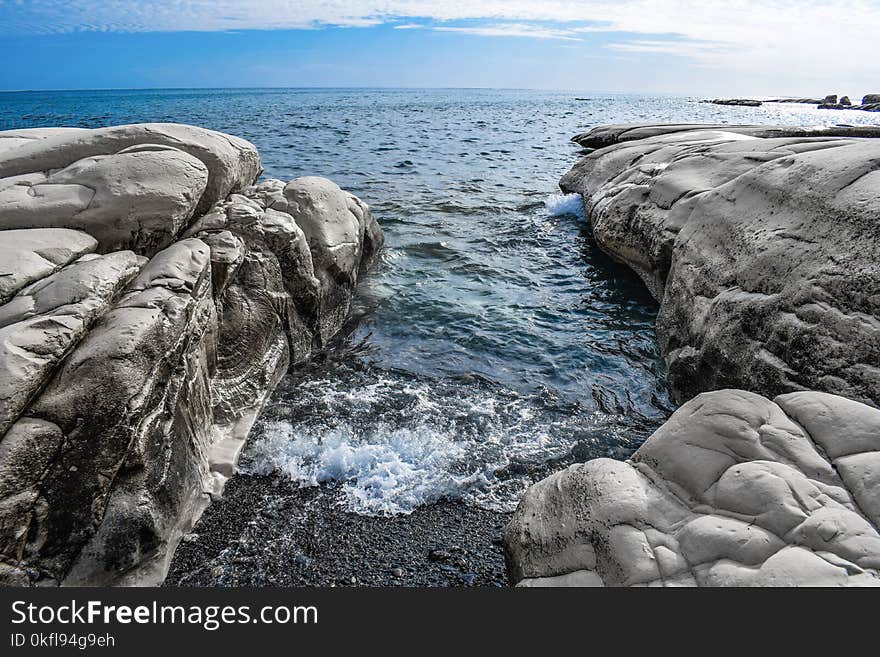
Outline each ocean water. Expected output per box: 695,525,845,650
5,89,880,515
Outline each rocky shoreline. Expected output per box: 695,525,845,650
504,123,880,587
2,119,879,588
0,124,382,586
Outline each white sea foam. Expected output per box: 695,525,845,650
247,421,492,516
545,192,585,218
241,373,618,516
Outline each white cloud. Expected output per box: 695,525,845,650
433,24,580,41
2,1,879,88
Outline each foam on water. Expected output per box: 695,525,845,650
246,421,489,516
242,369,649,516
545,192,585,218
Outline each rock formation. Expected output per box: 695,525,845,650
505,122,880,587
505,389,880,587
0,124,382,586
561,123,880,407
703,98,762,107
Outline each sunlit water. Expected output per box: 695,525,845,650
5,89,880,515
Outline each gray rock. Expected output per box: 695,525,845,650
282,176,384,344
0,123,262,217
0,249,143,437
863,94,880,105
561,124,880,406
841,96,852,106
0,228,97,304
823,94,839,105
571,123,880,150
703,98,762,107
0,240,215,584
0,124,382,586
0,144,209,255
505,389,880,587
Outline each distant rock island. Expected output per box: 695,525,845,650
704,93,880,112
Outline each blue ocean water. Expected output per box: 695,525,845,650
5,89,880,514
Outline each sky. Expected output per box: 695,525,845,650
0,1,878,95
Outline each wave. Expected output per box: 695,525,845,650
545,192,585,218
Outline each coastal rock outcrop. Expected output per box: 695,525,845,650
0,124,382,586
561,123,880,407
505,389,880,587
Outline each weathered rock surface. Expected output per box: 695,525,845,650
0,250,143,438
561,123,880,407
0,124,382,586
703,98,762,107
505,389,880,587
0,228,97,304
0,123,262,217
572,123,880,150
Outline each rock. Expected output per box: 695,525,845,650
0,123,262,217
281,176,383,344
0,249,143,437
863,94,880,105
0,228,97,304
1,239,215,584
841,96,852,106
0,143,209,255
505,389,880,587
703,99,762,107
560,123,880,407
571,124,880,150
824,94,839,105
0,124,382,586
764,98,823,105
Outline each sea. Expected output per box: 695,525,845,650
5,89,880,518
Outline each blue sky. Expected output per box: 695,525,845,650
1,1,878,95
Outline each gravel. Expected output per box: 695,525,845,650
165,473,511,587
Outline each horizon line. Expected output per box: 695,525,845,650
0,84,750,98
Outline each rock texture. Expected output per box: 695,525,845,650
505,389,880,587
703,98,762,107
561,123,880,407
0,124,382,586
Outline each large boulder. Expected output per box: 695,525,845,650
863,94,880,105
0,240,215,584
571,123,880,150
0,123,262,217
561,124,880,407
0,250,143,437
505,390,880,587
0,144,209,255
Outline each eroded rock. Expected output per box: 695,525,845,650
0,124,382,586
0,144,209,255
561,124,880,406
0,228,97,304
505,390,880,587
